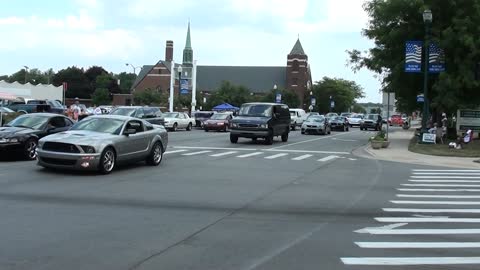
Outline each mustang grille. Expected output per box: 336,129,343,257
40,157,76,166
43,142,80,153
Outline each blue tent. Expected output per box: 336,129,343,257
212,103,239,111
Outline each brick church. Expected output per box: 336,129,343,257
124,23,312,107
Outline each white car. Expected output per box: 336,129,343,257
347,114,364,127
163,112,195,131
289,108,306,130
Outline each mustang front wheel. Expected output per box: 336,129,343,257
99,147,116,174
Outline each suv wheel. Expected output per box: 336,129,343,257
265,135,274,145
186,123,192,131
230,134,238,143
291,123,296,131
281,129,289,142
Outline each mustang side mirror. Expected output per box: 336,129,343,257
124,128,136,136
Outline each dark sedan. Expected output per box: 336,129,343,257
330,116,349,132
204,113,232,132
0,113,74,160
110,106,164,126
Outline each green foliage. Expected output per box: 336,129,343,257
91,88,111,106
52,66,91,99
116,72,137,94
205,81,255,109
312,77,365,113
348,0,480,114
352,103,367,114
133,88,164,105
370,108,382,114
263,88,300,108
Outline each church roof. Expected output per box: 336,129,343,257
196,66,286,93
289,38,305,55
185,22,192,49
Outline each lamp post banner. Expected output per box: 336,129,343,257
275,93,282,103
429,42,445,73
180,79,189,94
405,41,423,73
311,97,316,106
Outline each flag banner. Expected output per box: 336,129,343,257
180,79,189,94
405,41,423,73
429,42,445,73
275,93,282,103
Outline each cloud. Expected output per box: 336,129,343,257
228,0,308,20
126,0,195,18
0,16,27,26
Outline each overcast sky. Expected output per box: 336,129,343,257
0,0,382,102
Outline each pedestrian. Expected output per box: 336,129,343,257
70,98,81,121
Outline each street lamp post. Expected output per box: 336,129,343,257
329,96,333,112
125,63,141,74
23,66,29,84
178,65,183,98
421,9,432,133
309,91,313,112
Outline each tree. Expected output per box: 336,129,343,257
52,66,91,98
133,88,164,105
116,72,137,94
348,0,480,115
262,88,300,108
311,77,365,113
96,73,121,95
205,81,254,108
352,103,367,114
91,88,111,105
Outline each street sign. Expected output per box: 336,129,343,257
180,79,189,94
422,133,436,144
311,97,316,106
275,93,282,103
416,95,425,103
330,100,335,108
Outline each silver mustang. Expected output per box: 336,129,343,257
37,115,168,174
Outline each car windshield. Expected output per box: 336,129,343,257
210,114,229,120
308,116,325,123
239,104,272,117
334,116,344,121
164,112,179,118
0,107,14,113
110,108,136,117
6,115,49,129
366,114,377,120
352,115,363,119
49,100,63,108
70,118,125,135
290,111,296,117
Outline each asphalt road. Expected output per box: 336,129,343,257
1,126,479,270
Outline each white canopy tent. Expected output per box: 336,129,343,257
0,80,63,101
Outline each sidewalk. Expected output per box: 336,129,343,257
353,128,480,169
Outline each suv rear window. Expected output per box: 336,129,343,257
239,104,272,117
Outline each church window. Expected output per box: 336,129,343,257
292,61,299,71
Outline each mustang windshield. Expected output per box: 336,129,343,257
308,116,325,123
71,118,125,135
110,108,136,117
7,115,49,129
239,105,272,117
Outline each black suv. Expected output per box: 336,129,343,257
110,106,164,126
230,102,291,145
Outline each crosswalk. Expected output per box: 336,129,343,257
341,169,480,267
164,147,358,163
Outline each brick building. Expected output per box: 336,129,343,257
122,24,312,107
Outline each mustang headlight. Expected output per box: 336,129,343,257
80,145,96,154
260,124,268,128
8,138,19,143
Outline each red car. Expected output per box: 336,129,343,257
389,115,403,126
204,113,233,132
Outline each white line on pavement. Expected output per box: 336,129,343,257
291,154,313,161
397,188,480,192
268,130,360,149
164,149,188,154
402,184,480,187
355,242,480,248
318,155,339,162
397,194,480,199
409,180,480,183
412,176,480,179
391,200,480,205
356,228,480,235
383,208,480,213
348,158,357,161
264,153,288,160
171,146,350,155
413,169,480,172
172,146,256,151
237,152,264,158
376,217,480,223
209,151,238,157
414,172,480,175
181,150,212,156
341,257,480,265
266,149,350,155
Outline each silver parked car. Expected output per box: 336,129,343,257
37,115,168,174
301,115,331,135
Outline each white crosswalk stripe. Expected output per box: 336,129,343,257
237,152,264,158
291,154,313,161
164,149,187,154
264,153,288,159
342,169,480,266
181,150,212,156
318,155,338,162
209,151,237,157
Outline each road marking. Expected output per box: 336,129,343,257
402,184,480,187
264,153,288,159
268,130,360,149
341,257,480,265
266,149,349,155
318,155,339,162
332,138,358,142
291,154,313,161
414,172,480,175
397,188,480,192
209,151,237,157
355,223,407,234
413,169,480,172
391,200,480,205
164,149,188,154
173,146,257,151
237,152,264,158
412,176,480,179
383,208,480,213
410,180,480,183
181,150,212,156
356,228,480,235
348,158,357,161
355,242,480,248
376,217,480,223
398,194,480,199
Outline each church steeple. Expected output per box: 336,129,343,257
289,38,305,55
182,22,193,67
